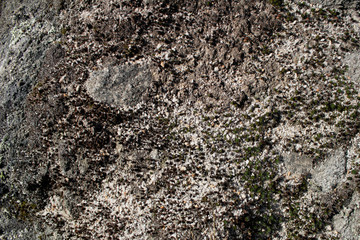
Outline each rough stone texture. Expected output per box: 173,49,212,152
0,208,37,240
310,149,347,192
0,0,60,107
309,0,360,9
283,152,313,176
0,0,62,238
333,191,360,240
85,62,153,108
344,51,360,84
1,0,360,239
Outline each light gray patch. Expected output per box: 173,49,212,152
344,51,360,85
310,149,347,192
283,152,313,175
332,191,360,240
85,64,153,108
308,0,359,9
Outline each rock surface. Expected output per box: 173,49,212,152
333,191,360,240
310,149,347,192
309,0,360,9
85,62,153,108
0,0,360,239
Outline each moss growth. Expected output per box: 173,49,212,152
60,27,68,35
6,198,38,222
269,0,283,7
0,171,5,181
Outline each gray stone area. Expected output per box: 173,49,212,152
283,152,313,176
0,0,62,238
310,149,347,192
333,191,360,240
345,51,360,84
85,63,152,108
309,0,360,9
0,0,61,142
0,0,60,107
0,209,37,240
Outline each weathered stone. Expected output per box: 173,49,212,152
309,0,360,9
310,149,347,192
333,191,360,240
283,152,313,176
85,63,153,108
344,51,360,85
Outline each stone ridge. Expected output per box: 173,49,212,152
0,0,360,239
